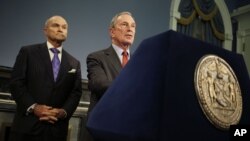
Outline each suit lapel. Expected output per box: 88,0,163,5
105,47,122,73
38,43,54,82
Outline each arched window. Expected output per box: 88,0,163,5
170,0,233,50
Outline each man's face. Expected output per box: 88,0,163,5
110,14,136,48
44,16,68,43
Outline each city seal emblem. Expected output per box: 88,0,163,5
194,54,242,130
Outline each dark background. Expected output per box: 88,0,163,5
0,0,249,79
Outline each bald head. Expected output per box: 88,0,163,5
43,15,68,47
45,16,68,28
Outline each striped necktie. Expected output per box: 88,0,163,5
122,50,128,67
50,48,60,81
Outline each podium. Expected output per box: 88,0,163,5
86,30,250,141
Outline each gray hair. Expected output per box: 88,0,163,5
109,11,134,28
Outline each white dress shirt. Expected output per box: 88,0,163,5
47,41,62,62
112,44,130,64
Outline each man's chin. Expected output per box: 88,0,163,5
125,41,133,46
56,38,66,43
121,43,132,48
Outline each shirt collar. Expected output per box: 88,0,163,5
47,41,63,53
112,44,130,56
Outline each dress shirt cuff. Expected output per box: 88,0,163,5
26,103,37,115
62,109,67,119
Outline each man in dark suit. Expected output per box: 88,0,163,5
86,11,136,117
85,11,136,141
9,15,82,141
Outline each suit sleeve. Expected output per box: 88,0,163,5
62,60,82,118
86,53,112,97
10,47,35,114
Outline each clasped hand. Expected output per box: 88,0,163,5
33,104,66,124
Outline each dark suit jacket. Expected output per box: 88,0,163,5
10,43,82,137
86,46,122,114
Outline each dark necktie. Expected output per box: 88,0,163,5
122,50,128,67
50,48,60,81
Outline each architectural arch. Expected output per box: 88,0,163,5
169,0,232,50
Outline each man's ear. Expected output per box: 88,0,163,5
43,28,47,36
109,28,115,37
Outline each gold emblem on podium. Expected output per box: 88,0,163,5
194,55,242,130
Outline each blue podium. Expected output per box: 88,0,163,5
86,30,250,141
